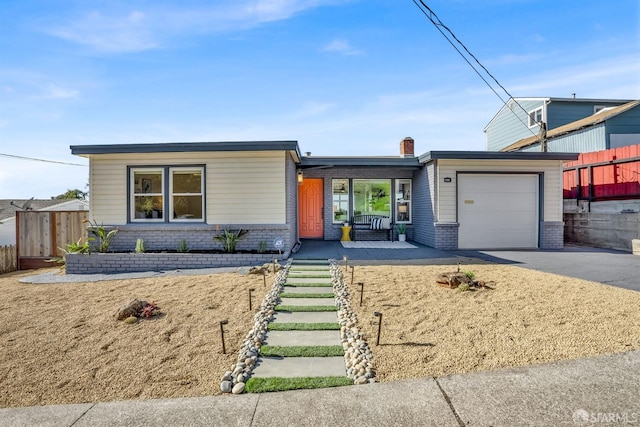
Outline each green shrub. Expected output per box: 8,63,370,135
213,229,248,253
135,238,145,253
86,220,118,253
257,240,267,254
177,239,189,253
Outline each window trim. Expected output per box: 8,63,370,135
331,179,350,224
395,179,412,224
130,168,165,223
528,107,543,128
128,165,206,223
169,167,205,222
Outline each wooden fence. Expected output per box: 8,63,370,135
0,245,17,275
16,210,88,270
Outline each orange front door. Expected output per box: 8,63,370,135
299,178,324,238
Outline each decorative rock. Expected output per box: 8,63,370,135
222,371,233,381
354,376,368,385
220,381,232,393
232,382,245,394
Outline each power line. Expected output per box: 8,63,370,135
411,0,539,137
0,152,87,167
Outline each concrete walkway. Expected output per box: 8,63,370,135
3,350,638,426
250,259,347,381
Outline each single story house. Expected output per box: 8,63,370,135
70,139,578,254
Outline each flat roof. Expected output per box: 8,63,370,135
419,151,579,162
71,141,301,160
300,156,421,168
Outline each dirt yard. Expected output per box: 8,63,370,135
1,262,639,408
0,268,268,408
346,264,640,382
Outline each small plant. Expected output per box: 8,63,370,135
86,220,118,253
464,270,475,281
177,239,189,253
135,238,145,253
46,238,90,269
395,223,407,234
213,229,248,253
257,240,267,254
458,283,470,292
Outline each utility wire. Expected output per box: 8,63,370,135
0,152,87,167
411,0,539,137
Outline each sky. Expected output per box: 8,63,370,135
1,0,639,199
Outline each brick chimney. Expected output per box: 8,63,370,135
400,137,414,157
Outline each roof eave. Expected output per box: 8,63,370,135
419,151,578,162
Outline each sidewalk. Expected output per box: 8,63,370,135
2,349,638,426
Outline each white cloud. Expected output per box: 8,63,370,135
43,82,79,99
50,10,157,53
47,1,349,53
322,39,362,56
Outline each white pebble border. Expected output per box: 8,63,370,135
219,260,291,394
330,261,377,385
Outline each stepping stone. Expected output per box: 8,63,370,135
286,277,332,284
288,271,331,278
265,330,342,346
279,297,335,306
290,259,329,265
281,286,335,294
272,311,338,323
289,266,330,271
251,357,346,378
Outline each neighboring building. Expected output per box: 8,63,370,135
484,97,637,152
71,139,577,251
0,199,89,246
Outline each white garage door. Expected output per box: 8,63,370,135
458,174,539,249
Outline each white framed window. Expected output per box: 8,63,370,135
528,107,543,127
170,168,204,221
130,166,205,222
395,179,412,223
131,168,164,221
332,179,350,223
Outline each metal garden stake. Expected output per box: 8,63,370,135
350,265,355,285
373,312,383,346
219,319,229,354
248,288,255,311
343,255,348,271
262,269,267,287
358,282,364,306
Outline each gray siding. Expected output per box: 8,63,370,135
607,106,640,146
286,154,299,245
546,100,625,129
486,99,544,151
412,164,436,246
520,124,607,153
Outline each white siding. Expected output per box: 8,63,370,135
435,159,564,223
89,151,287,225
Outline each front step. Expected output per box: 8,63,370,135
265,330,342,346
252,357,347,378
272,311,338,323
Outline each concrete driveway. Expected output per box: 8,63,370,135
454,245,640,292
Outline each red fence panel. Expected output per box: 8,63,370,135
563,144,640,201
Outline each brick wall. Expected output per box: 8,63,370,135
540,221,565,249
66,252,285,274
96,223,294,254
433,222,459,250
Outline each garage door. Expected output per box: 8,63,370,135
458,174,539,249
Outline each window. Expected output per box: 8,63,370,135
332,179,350,223
528,107,543,127
353,179,391,217
170,168,203,221
130,166,204,222
395,179,412,223
132,169,164,221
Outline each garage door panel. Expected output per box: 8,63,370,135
458,174,538,249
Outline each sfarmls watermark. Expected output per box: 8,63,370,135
573,409,639,424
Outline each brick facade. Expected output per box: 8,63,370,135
66,252,284,274
540,221,565,249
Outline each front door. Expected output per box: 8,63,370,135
299,178,324,238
